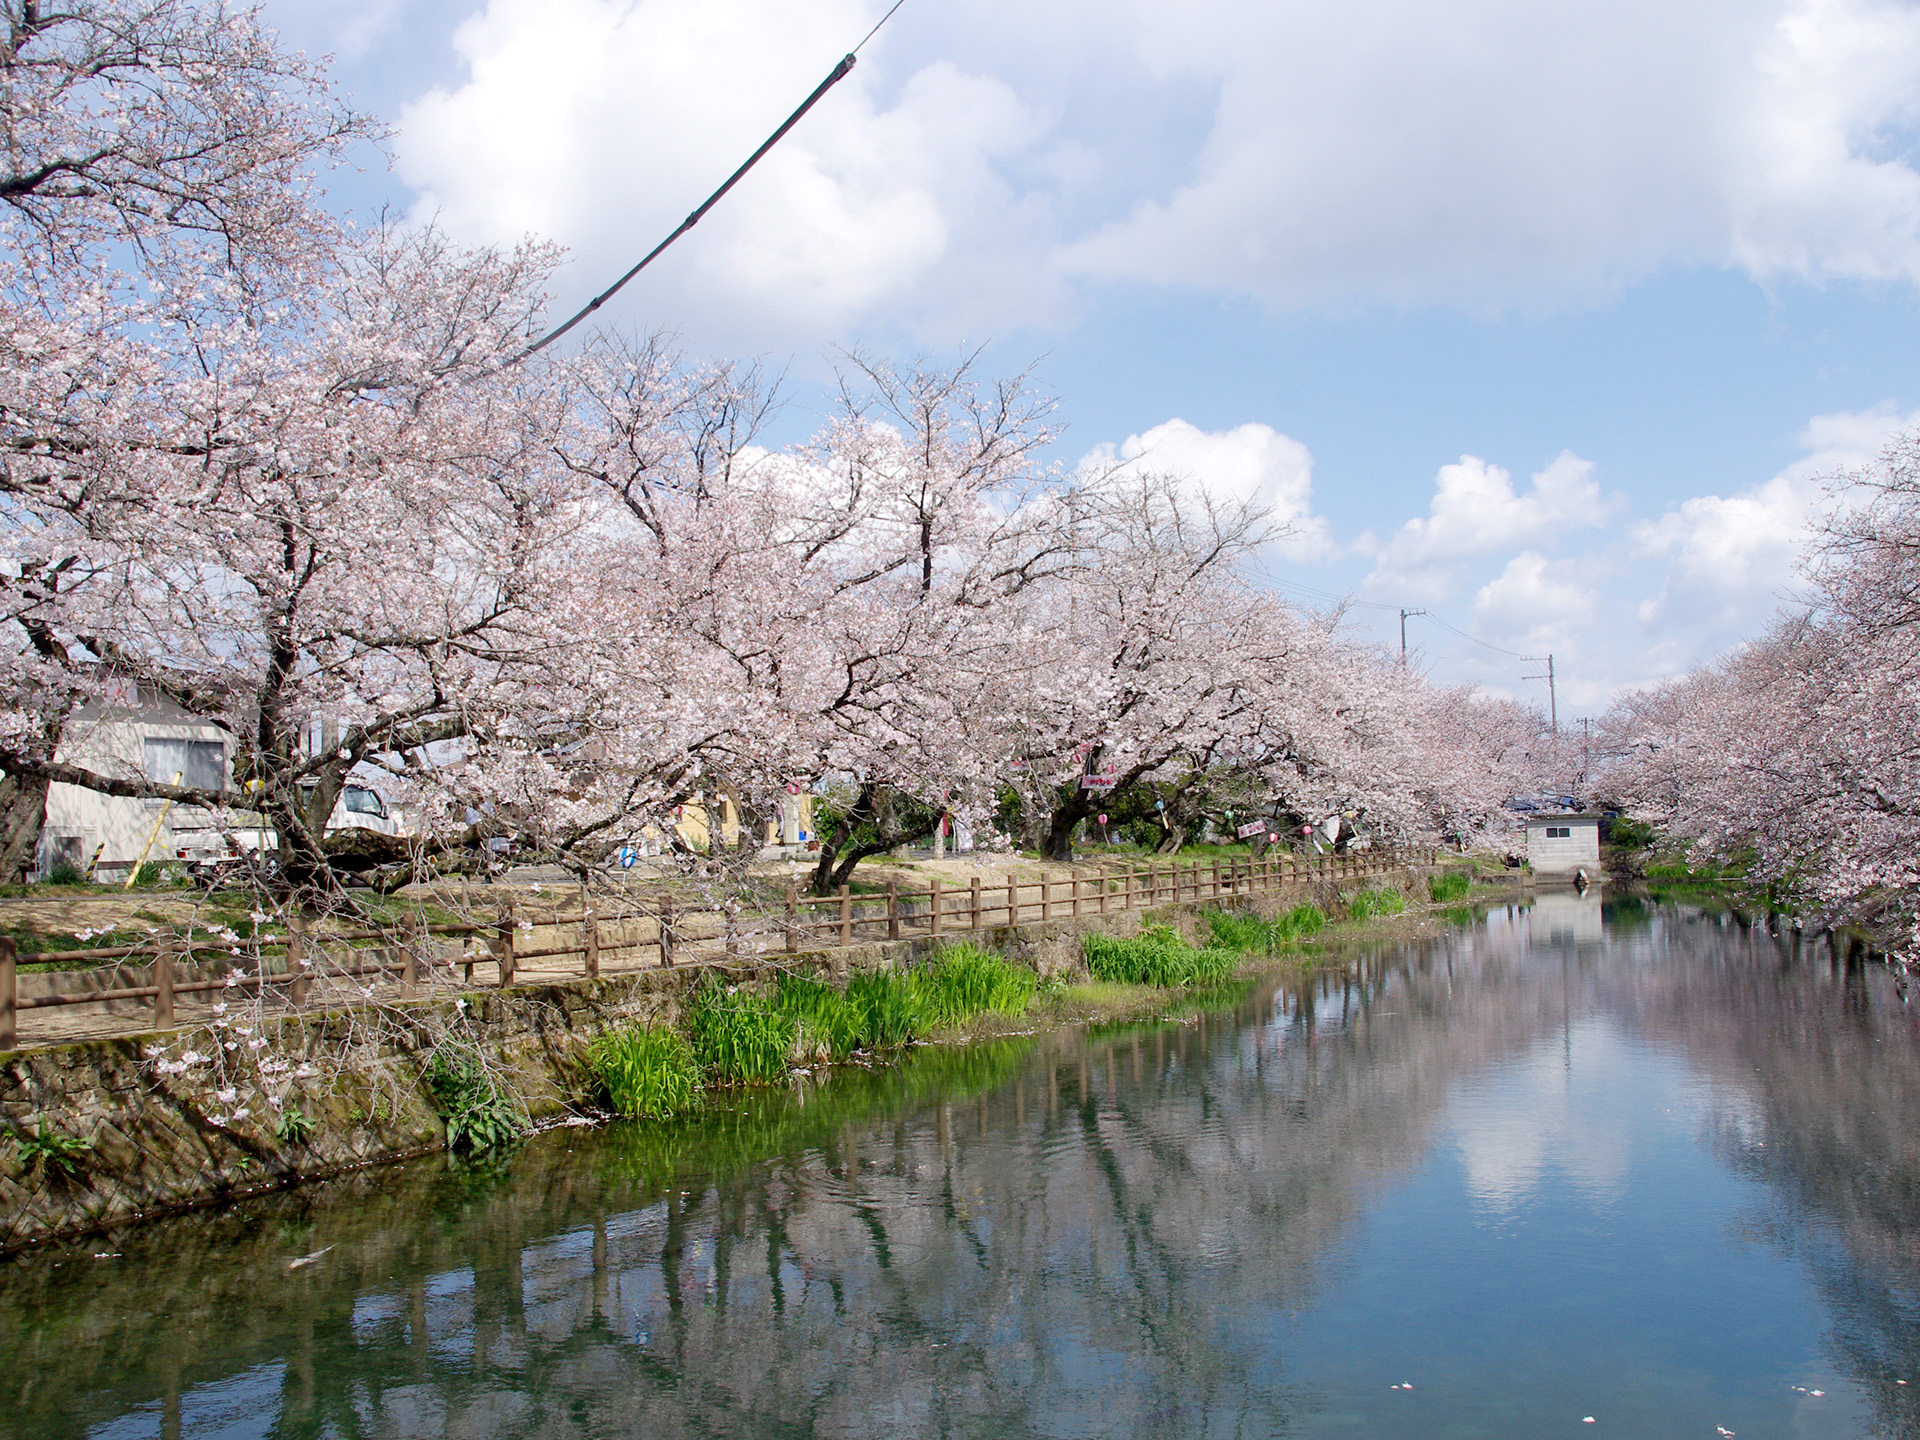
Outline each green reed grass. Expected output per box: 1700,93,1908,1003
688,979,797,1084
1428,871,1472,904
913,943,1038,1026
590,1023,704,1119
1202,902,1329,956
847,971,924,1048
776,974,872,1061
1084,924,1241,987
1346,886,1406,919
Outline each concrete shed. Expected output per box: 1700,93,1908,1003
1525,813,1602,876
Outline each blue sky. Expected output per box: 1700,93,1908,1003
268,0,1920,714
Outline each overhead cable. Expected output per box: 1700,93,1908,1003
511,0,910,364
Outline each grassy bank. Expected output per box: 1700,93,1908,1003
580,901,1374,1125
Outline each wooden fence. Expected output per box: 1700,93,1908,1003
0,848,1427,1049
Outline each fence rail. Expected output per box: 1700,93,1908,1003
0,848,1431,1050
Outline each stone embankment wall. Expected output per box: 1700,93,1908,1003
0,869,1419,1252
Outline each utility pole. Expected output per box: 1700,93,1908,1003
1399,608,1426,664
1523,653,1559,737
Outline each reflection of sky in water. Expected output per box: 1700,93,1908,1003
85,1363,286,1440
1451,1019,1646,1209
18,905,1920,1439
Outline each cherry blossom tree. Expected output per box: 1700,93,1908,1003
0,219,612,887
1603,431,1920,963
0,0,376,878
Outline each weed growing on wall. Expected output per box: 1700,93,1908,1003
1428,871,1471,904
9,1120,93,1181
591,1024,704,1119
424,1050,527,1152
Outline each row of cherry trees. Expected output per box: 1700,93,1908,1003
1599,434,1920,963
0,1,1556,896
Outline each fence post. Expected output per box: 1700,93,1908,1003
838,885,852,946
657,894,675,968
583,906,600,978
495,903,518,986
785,886,801,953
1125,863,1134,910
1099,869,1109,914
931,878,943,938
1008,873,1019,927
1213,858,1221,899
154,938,175,1027
1071,874,1082,920
0,935,15,1050
971,876,983,930
1039,872,1050,923
888,881,900,941
288,916,311,1004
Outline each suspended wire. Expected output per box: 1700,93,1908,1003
852,0,910,53
1263,574,1531,658
1417,613,1537,660
509,1,911,364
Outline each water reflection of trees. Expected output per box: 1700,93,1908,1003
1615,910,1920,1437
6,903,1920,1438
2,924,1570,1439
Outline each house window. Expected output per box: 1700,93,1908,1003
144,738,227,792
1545,826,1572,839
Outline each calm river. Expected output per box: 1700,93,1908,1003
6,895,1920,1439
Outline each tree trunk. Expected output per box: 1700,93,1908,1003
1042,793,1097,861
0,769,49,881
808,782,935,895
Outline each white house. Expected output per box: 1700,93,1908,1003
1524,813,1602,877
36,689,246,877
34,690,404,879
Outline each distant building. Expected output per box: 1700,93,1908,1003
34,692,403,879
1525,813,1601,876
37,692,242,877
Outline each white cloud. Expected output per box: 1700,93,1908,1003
1632,403,1920,623
1062,0,1920,310
1470,552,1597,653
1078,418,1333,557
395,0,1057,345
385,0,1920,342
1364,451,1610,599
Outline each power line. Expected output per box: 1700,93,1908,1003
1264,576,1531,658
1417,612,1535,660
511,2,910,364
